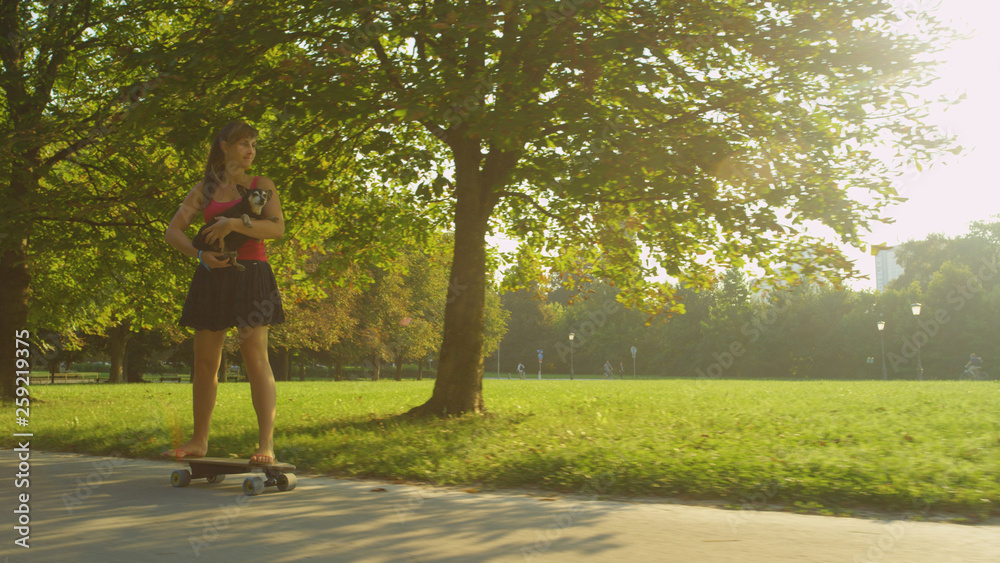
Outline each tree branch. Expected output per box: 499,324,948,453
32,216,165,228
495,190,560,222
37,75,166,174
33,0,94,109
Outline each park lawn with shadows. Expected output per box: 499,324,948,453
9,379,1000,521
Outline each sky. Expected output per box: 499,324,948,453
848,0,1000,289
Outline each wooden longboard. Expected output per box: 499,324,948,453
169,456,297,495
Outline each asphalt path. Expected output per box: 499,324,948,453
2,451,999,562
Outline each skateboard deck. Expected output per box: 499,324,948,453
169,456,297,495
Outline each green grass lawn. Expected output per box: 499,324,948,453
7,379,1000,520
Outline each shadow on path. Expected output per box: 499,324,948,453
2,451,999,562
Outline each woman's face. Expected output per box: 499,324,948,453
222,136,256,173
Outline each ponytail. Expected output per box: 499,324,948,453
201,121,259,207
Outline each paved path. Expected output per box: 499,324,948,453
2,450,999,562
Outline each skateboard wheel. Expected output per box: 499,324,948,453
206,474,225,484
171,469,192,488
243,476,265,496
276,473,297,492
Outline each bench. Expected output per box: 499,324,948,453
158,375,183,383
30,372,96,384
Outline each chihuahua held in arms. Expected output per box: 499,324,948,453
192,184,277,271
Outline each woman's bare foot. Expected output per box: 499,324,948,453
161,440,208,460
249,445,275,465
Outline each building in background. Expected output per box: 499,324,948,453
875,248,905,291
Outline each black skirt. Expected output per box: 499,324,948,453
179,260,285,332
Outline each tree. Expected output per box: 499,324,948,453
891,234,993,291
267,252,363,381
492,285,561,376
554,281,645,376
696,268,753,378
880,222,1000,378
216,0,951,414
8,1,957,412
642,286,712,377
0,0,253,398
390,244,450,379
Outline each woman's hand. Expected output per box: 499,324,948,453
203,216,235,246
201,251,233,269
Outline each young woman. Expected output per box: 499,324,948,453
163,121,285,464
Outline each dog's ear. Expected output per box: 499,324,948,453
263,190,273,203
236,184,248,198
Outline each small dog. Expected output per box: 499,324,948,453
192,184,277,271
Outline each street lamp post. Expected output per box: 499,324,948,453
568,333,575,381
631,346,637,379
911,303,923,381
877,321,887,381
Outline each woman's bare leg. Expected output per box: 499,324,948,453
164,329,224,458
239,325,276,461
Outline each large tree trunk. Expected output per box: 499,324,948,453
1,240,31,400
0,54,40,400
407,142,497,416
370,353,381,381
270,348,290,381
394,353,404,381
125,346,145,383
1,147,36,401
107,320,131,383
218,349,229,383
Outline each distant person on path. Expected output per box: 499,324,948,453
964,353,984,379
604,361,613,379
163,121,286,464
619,361,625,379
517,363,525,379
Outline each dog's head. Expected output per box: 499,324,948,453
236,184,273,215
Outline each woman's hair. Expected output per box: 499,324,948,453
201,121,259,206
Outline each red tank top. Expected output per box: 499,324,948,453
202,176,267,262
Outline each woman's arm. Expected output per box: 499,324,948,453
164,184,233,269
202,177,285,243
164,186,204,258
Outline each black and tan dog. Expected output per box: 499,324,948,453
192,184,277,271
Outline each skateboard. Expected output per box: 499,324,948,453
169,457,297,496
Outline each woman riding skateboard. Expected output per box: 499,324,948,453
163,121,286,465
